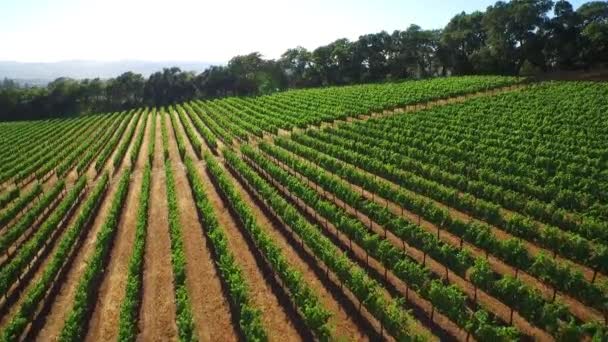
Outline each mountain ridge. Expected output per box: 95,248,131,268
0,60,217,85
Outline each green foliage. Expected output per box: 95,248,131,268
187,101,234,143
241,145,517,339
160,108,170,160
0,181,66,256
0,188,19,207
270,84,608,310
173,105,202,158
163,142,197,341
226,148,427,341
0,183,41,228
76,111,129,174
62,112,122,176
258,142,473,276
0,178,78,295
129,109,149,165
111,110,142,169
117,163,151,341
59,170,131,341
203,152,332,340
182,155,267,341
0,115,101,184
147,110,157,164
178,103,217,150
2,0,608,123
167,110,186,160
2,173,108,341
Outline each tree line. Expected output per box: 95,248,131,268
1,0,606,121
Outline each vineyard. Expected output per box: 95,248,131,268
0,76,606,341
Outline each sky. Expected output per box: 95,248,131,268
0,0,590,63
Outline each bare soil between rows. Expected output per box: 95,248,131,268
165,112,238,342
137,114,179,342
85,112,149,342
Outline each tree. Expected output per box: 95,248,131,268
143,67,197,106
195,66,235,97
577,1,608,66
46,78,82,115
311,39,362,86
390,25,441,78
279,47,317,88
227,52,286,95
79,78,107,112
228,52,265,95
483,0,554,74
544,1,582,69
107,72,144,108
356,31,392,82
441,11,486,74
4,0,608,122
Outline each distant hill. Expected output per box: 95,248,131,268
0,60,216,85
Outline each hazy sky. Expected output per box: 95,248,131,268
0,0,589,63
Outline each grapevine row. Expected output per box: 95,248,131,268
225,149,427,341
0,184,42,229
1,173,109,341
0,177,85,298
117,162,151,341
242,146,525,339
58,170,131,341
161,114,197,340
268,138,607,320
204,152,332,340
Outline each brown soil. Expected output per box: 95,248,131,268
228,162,396,339
0,184,12,196
184,110,371,339
85,113,148,341
0,192,39,233
35,171,125,340
63,115,123,184
138,113,178,342
0,191,64,267
86,114,135,181
176,110,204,157
165,112,238,342
0,189,85,329
204,168,304,341
173,108,308,341
3,81,597,340
0,170,64,231
350,163,608,310
36,115,138,340
0,125,114,321
226,161,370,341
67,169,79,185
0,118,120,328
